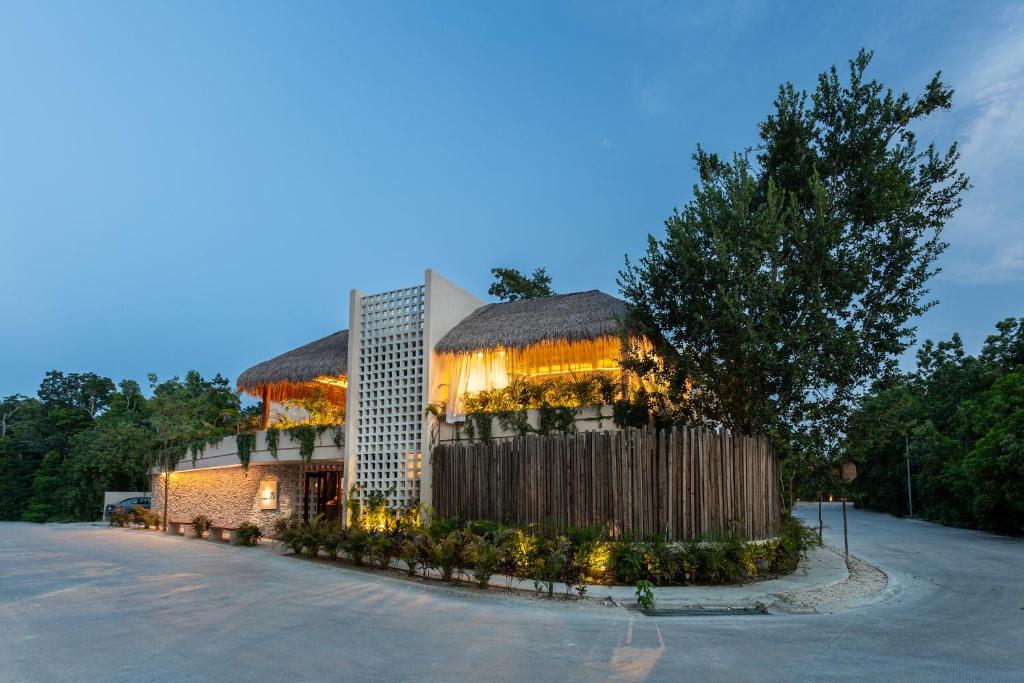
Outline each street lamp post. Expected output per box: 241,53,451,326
905,434,913,518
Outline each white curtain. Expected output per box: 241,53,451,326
442,337,623,422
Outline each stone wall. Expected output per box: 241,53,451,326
151,463,303,538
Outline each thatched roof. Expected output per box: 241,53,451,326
435,290,628,354
237,330,348,396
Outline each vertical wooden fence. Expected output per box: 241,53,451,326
431,426,780,541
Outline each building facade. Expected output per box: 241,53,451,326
152,269,642,533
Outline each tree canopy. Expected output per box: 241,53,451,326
488,266,555,301
0,370,256,522
620,51,969,494
845,317,1023,535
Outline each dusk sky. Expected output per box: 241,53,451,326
1,1,1021,397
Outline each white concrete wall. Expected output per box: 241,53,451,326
153,428,344,474
420,269,485,506
343,287,364,524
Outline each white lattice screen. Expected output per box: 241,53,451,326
354,286,425,508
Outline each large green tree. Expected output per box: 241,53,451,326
488,266,554,301
620,51,969,501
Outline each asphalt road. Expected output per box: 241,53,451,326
1,504,1022,682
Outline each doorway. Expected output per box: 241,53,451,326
303,470,342,522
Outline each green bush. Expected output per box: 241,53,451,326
368,532,397,570
269,510,814,592
131,505,161,529
191,515,211,538
471,539,499,589
274,517,305,555
321,521,345,560
108,510,131,527
301,514,326,558
343,527,369,565
236,522,262,547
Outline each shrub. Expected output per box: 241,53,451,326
415,534,438,578
343,528,369,565
236,522,262,547
472,539,499,589
437,531,473,582
530,533,570,598
275,517,305,555
131,506,161,529
302,514,326,558
368,532,397,570
398,534,421,576
108,510,130,527
191,515,212,538
321,521,345,560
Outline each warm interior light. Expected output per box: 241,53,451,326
314,376,349,389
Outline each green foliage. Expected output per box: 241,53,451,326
286,425,318,461
131,505,161,529
620,50,969,493
635,580,656,612
266,427,280,458
268,502,813,591
236,522,262,547
108,510,132,527
20,451,71,522
488,266,554,302
274,517,306,555
236,432,256,469
319,520,345,559
368,532,397,570
301,514,327,557
845,317,1024,535
275,388,346,427
191,515,212,538
460,373,625,437
342,527,369,565
471,539,500,588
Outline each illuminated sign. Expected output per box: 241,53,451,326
259,480,279,510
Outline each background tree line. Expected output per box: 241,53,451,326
0,371,257,522
843,317,1023,535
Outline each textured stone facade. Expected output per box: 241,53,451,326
151,463,303,538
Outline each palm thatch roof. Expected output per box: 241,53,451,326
435,290,629,354
237,330,348,398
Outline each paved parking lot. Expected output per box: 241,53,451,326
1,505,1022,681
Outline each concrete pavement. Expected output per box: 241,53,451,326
1,504,1022,681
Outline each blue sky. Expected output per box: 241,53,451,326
1,1,1021,397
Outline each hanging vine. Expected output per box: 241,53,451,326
470,412,494,443
236,432,256,470
266,427,279,459
286,425,317,461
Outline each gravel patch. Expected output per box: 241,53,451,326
772,545,887,612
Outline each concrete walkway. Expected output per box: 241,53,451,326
3,505,1023,680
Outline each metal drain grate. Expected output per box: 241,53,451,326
641,606,769,617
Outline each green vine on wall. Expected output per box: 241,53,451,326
236,432,256,469
286,425,317,461
266,427,279,459
470,413,493,442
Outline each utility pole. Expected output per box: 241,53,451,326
905,434,914,518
